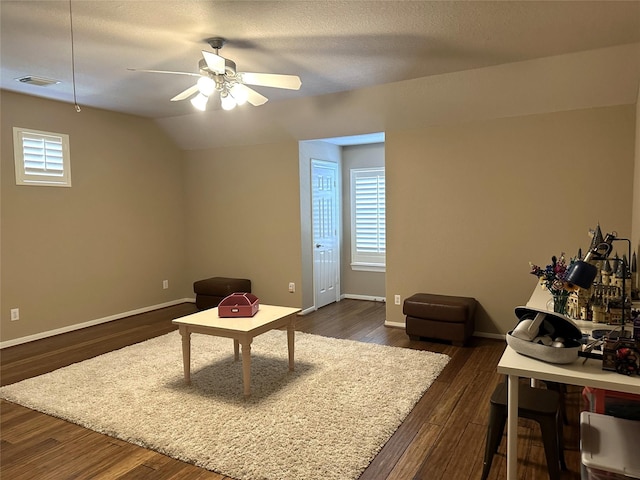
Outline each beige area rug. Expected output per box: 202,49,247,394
0,329,449,480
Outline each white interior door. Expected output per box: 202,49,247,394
312,159,340,309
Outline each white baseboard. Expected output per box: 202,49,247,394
342,294,386,302
384,321,406,329
0,298,195,349
473,331,506,340
299,306,317,316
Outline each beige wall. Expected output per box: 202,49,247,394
341,143,386,299
1,91,188,342
385,105,635,334
183,143,302,308
2,97,635,343
2,45,638,344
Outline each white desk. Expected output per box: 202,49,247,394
498,339,640,479
498,284,640,479
498,347,640,479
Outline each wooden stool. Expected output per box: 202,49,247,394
544,381,569,425
481,381,566,480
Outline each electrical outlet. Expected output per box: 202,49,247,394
288,282,295,293
162,280,169,289
10,308,19,321
394,295,401,305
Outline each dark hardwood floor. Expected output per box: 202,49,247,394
1,299,582,479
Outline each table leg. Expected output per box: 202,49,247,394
506,374,519,480
287,321,295,371
178,325,191,385
241,341,252,396
233,339,239,361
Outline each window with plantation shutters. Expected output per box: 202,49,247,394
13,127,71,187
350,167,385,271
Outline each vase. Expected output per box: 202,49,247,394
552,292,570,315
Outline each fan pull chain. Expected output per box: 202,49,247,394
69,0,81,112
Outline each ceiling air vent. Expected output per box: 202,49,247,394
15,76,61,87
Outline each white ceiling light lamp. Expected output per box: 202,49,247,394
220,90,236,111
197,76,215,96
190,75,215,110
190,93,209,111
218,83,248,111
229,83,248,106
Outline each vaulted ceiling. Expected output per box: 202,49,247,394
2,1,639,120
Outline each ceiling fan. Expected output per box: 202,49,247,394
128,37,302,111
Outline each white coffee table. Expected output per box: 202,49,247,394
172,304,301,396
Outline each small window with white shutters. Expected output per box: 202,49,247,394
350,167,385,271
13,127,71,187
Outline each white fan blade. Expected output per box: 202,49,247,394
239,72,301,90
201,51,226,75
170,84,199,102
233,84,268,106
127,68,200,77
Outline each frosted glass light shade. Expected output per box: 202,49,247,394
197,76,215,96
190,93,209,111
220,93,236,110
230,84,248,105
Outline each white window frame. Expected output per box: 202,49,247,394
13,127,72,187
350,167,385,272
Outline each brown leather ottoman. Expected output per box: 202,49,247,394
193,277,251,310
404,293,477,346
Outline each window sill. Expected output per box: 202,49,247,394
351,263,386,273
17,179,71,187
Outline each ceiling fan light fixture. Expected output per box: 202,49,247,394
190,93,209,111
220,92,236,111
229,84,248,106
131,38,300,112
197,76,215,96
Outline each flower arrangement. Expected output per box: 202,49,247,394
529,253,574,296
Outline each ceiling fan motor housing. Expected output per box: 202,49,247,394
198,58,238,92
206,37,226,50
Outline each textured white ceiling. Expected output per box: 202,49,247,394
1,1,639,119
